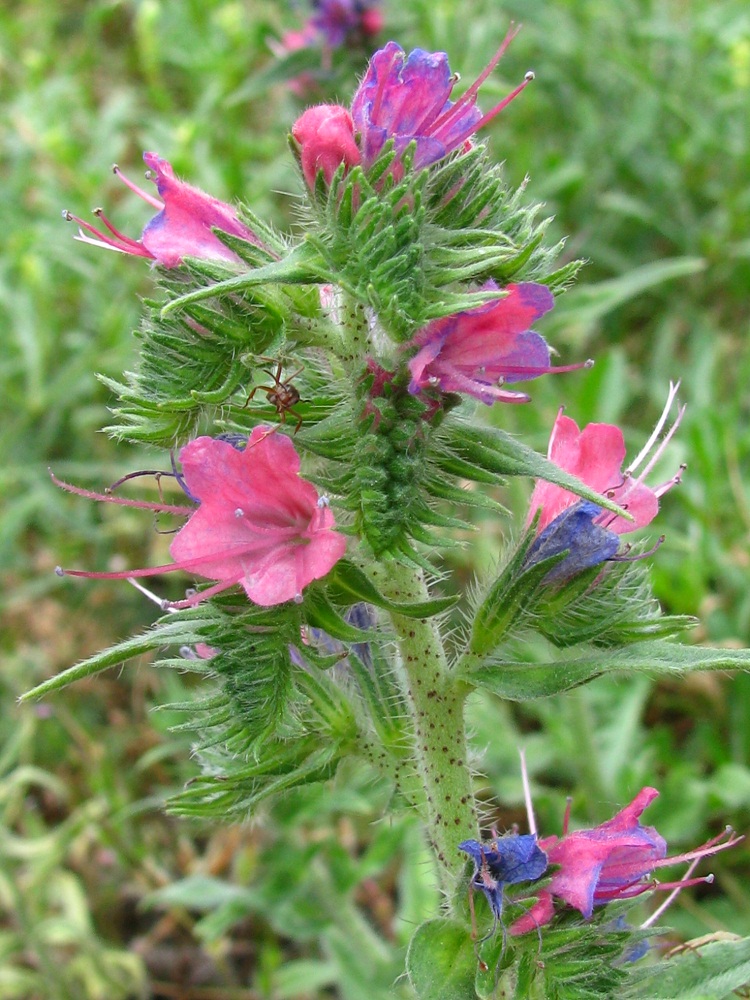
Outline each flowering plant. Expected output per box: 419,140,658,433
30,30,750,1000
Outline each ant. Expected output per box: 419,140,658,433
246,360,305,433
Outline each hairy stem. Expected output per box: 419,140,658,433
365,558,478,902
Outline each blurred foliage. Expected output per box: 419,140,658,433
2,0,750,995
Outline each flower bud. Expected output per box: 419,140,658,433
292,104,361,189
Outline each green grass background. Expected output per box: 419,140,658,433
2,0,750,996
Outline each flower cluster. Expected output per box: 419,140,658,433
54,430,346,608
292,27,534,187
460,781,740,942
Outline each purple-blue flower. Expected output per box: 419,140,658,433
351,28,533,170
310,0,383,48
459,833,548,921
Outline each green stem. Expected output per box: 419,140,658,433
339,290,372,366
365,559,478,901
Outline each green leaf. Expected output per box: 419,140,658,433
303,588,376,644
438,423,631,522
544,257,707,344
142,876,249,913
160,242,329,318
406,919,478,1000
464,642,750,701
19,617,212,700
327,560,457,618
623,935,750,999
227,46,328,104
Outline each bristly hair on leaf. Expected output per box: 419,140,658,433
303,140,581,342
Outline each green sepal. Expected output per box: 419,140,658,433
345,645,410,749
302,587,376,644
326,559,457,618
296,405,358,461
463,640,750,701
427,475,508,515
439,422,631,522
287,645,344,672
534,558,696,648
406,919,477,1000
623,934,750,999
180,297,284,345
169,738,346,818
461,529,567,660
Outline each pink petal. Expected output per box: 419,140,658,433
528,415,627,532
141,153,263,267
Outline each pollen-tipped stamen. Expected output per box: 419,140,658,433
492,357,594,380
63,209,152,258
112,163,164,210
92,207,147,250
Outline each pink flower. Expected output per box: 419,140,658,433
509,787,742,935
54,429,346,608
65,153,267,268
522,384,686,582
529,383,686,535
407,282,583,405
291,105,361,189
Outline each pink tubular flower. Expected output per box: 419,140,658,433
522,384,686,582
64,152,267,268
53,429,347,608
509,787,742,936
291,105,362,189
528,382,686,535
406,282,585,405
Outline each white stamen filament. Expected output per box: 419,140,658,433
627,381,681,476
73,232,131,254
519,748,537,836
127,577,177,612
641,858,700,928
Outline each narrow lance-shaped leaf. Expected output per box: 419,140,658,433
438,423,632,522
161,241,330,318
462,642,750,702
326,559,457,618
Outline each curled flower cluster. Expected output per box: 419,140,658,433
292,27,534,187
